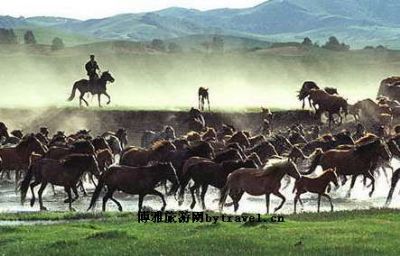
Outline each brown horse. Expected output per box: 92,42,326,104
20,154,100,211
219,159,301,213
198,87,210,111
227,131,250,148
88,162,179,212
0,135,47,185
293,168,338,213
120,140,176,167
307,137,391,197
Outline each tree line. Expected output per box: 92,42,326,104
0,28,64,50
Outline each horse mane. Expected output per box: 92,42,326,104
260,159,294,176
151,140,174,151
355,133,379,145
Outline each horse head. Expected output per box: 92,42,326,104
101,71,115,83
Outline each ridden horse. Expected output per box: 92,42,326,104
219,159,302,213
20,154,100,211
306,137,391,197
293,168,339,213
88,162,179,212
198,87,210,111
68,71,115,107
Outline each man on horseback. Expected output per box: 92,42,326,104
85,55,100,86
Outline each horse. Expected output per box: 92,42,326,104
67,71,115,107
246,141,278,163
293,168,339,213
227,131,250,148
219,159,302,213
141,126,176,148
20,154,100,211
120,140,176,167
87,162,179,212
178,159,257,209
198,87,210,111
306,137,391,197
298,81,338,109
0,135,47,184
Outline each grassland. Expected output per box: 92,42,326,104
0,209,398,256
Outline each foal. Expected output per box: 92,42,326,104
293,168,338,213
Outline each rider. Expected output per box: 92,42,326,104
85,55,100,84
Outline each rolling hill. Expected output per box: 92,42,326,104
2,0,400,48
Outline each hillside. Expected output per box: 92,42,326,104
3,0,400,48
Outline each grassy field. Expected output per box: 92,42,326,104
0,209,398,256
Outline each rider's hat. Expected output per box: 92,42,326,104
90,54,95,58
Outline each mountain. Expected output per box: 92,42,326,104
3,0,400,48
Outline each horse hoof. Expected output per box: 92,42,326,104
30,198,35,207
190,203,195,209
40,206,48,211
69,207,76,212
118,206,123,212
64,198,71,203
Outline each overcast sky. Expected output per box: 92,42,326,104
1,0,267,19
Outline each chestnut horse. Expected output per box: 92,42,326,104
307,137,391,197
88,162,179,212
219,159,301,213
120,140,176,167
293,168,339,213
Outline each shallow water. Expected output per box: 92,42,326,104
0,160,399,216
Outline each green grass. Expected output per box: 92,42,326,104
0,209,398,255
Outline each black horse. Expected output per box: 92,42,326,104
68,71,115,107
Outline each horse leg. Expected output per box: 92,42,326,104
138,194,145,212
272,191,286,213
149,189,167,212
346,175,357,198
386,168,400,206
266,193,270,214
80,93,89,107
366,171,375,197
109,195,122,212
38,182,48,211
71,186,79,202
207,96,210,111
190,183,200,209
98,94,102,108
64,186,75,211
294,193,299,214
322,193,334,212
29,180,41,207
200,184,208,210
104,92,111,105
230,190,244,212
102,188,117,212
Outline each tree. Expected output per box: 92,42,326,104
24,30,36,45
150,39,166,51
167,42,182,53
51,37,64,50
301,37,313,47
322,36,349,51
0,28,17,44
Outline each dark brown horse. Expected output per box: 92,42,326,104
293,168,338,213
88,162,179,212
178,159,257,209
67,71,115,107
20,154,100,211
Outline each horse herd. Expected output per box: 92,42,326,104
1,81,400,214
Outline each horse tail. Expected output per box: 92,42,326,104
67,82,79,101
219,179,231,211
88,170,111,211
20,163,34,204
386,168,400,206
303,149,323,175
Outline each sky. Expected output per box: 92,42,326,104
0,0,267,20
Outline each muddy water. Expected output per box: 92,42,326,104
1,161,399,215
